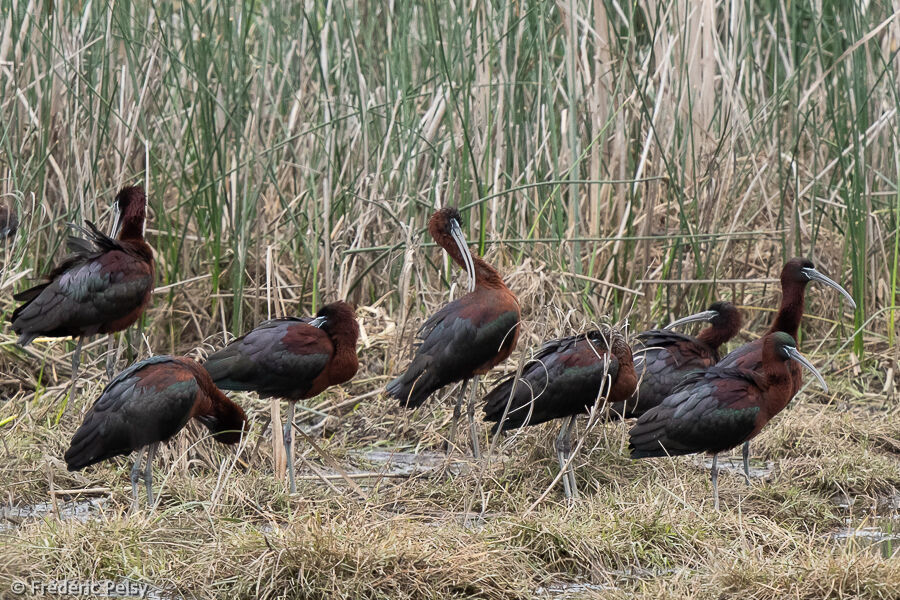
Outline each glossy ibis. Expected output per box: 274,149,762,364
620,302,742,419
0,202,18,239
717,258,855,479
11,186,154,400
483,327,636,498
203,300,359,493
629,331,827,509
64,356,247,510
386,207,520,458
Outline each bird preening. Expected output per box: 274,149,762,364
65,356,247,511
483,326,637,499
624,301,743,420
9,191,857,512
11,185,155,404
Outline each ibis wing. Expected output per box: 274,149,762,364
483,332,618,431
387,297,519,408
204,319,332,399
629,368,762,458
715,337,764,371
64,356,198,471
11,243,153,344
628,329,720,418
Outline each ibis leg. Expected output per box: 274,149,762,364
742,441,751,485
64,336,85,406
466,375,481,459
554,416,577,500
144,442,158,506
564,415,578,498
554,437,571,499
711,454,720,511
105,334,116,379
445,379,468,454
130,446,146,512
284,402,296,494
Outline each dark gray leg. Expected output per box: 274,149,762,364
64,336,85,407
742,441,751,485
144,442,158,506
554,416,577,499
130,446,146,512
466,374,481,459
555,426,571,499
284,402,296,494
711,453,720,511
564,415,578,498
445,379,468,455
105,333,116,379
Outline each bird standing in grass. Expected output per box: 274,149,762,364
64,356,246,511
11,186,155,401
715,258,855,479
620,302,742,419
387,207,520,458
483,327,636,498
203,301,360,494
629,331,827,510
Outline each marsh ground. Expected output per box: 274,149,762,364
3,0,900,597
1,306,898,599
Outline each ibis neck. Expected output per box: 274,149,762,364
768,280,806,338
118,212,146,241
472,256,506,289
431,230,472,278
190,367,247,443
762,360,794,415
696,326,732,351
327,330,360,385
609,343,637,402
696,312,741,350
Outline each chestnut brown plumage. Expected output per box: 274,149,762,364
483,327,635,498
203,301,359,493
64,356,246,510
620,302,742,419
386,207,520,457
715,258,855,479
629,332,827,509
11,186,154,401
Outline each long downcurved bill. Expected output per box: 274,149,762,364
664,309,719,330
110,202,122,238
308,315,327,328
449,218,476,293
784,346,828,392
803,267,857,309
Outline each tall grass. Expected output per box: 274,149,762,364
0,0,895,354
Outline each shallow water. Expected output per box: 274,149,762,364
349,449,468,477
829,492,899,558
701,456,773,479
534,582,612,598
1,497,108,531
829,524,899,557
